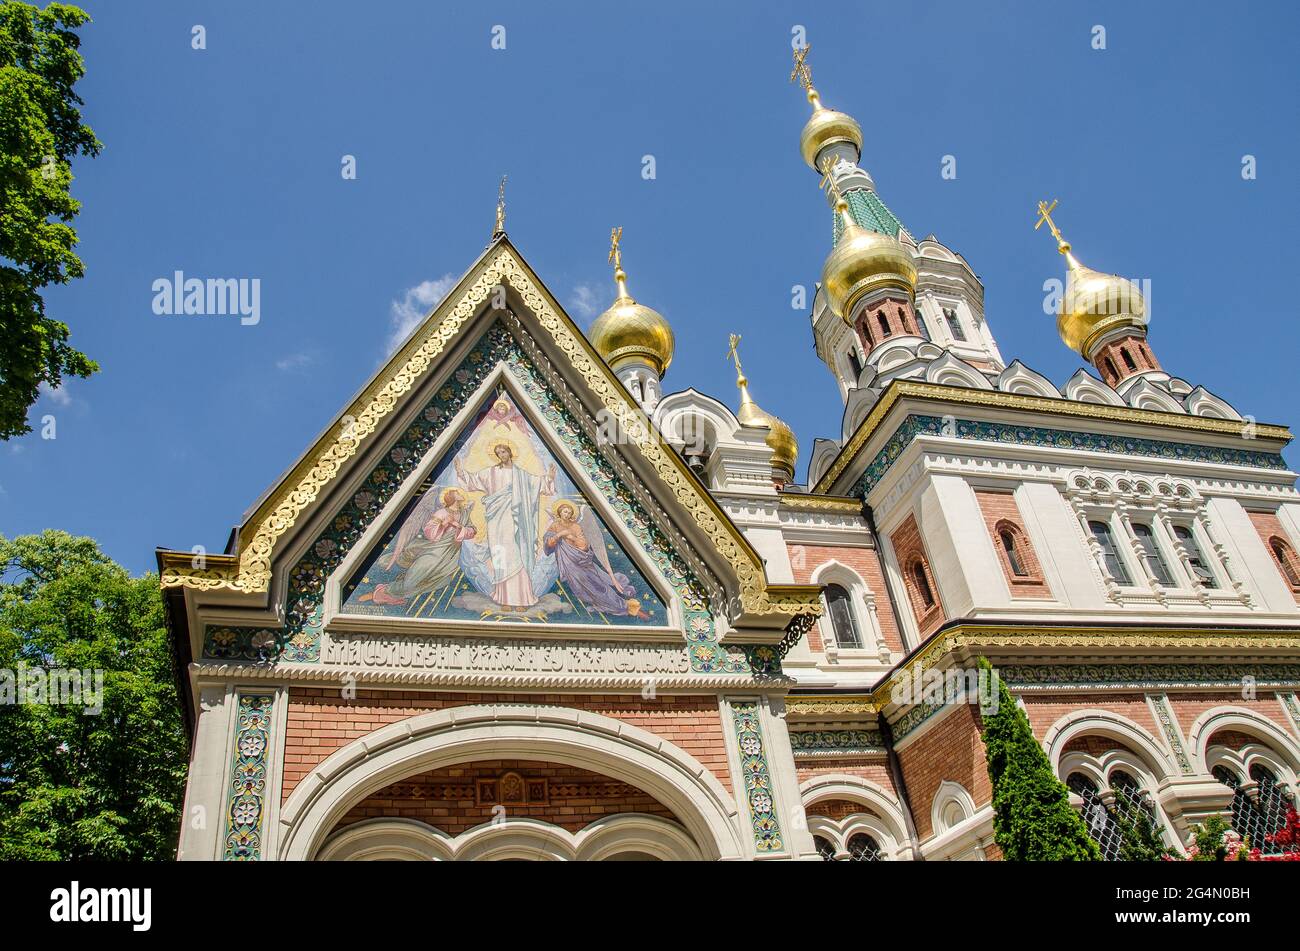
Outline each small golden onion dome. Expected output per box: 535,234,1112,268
1056,245,1147,357
589,253,675,376
820,195,917,321
730,351,798,479
799,88,863,170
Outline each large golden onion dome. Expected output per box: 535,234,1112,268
589,229,675,376
1035,200,1146,357
800,88,863,170
1057,247,1147,357
727,334,798,480
820,192,917,321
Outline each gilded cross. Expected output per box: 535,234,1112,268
1034,198,1063,243
790,44,813,90
608,226,623,270
725,333,743,374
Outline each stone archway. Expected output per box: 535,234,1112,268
278,704,745,860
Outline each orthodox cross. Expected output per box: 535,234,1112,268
493,175,508,236
789,44,813,90
725,333,744,374
608,226,624,271
1034,198,1065,245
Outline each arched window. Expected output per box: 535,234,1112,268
877,313,891,339
847,348,863,379
1269,536,1300,590
846,833,883,861
943,307,966,341
1122,349,1138,372
1173,525,1218,588
824,583,862,649
1212,764,1295,854
1089,520,1132,585
910,560,936,609
813,835,837,861
999,528,1028,577
1131,522,1174,585
1068,770,1164,860
913,309,929,340
1103,357,1119,380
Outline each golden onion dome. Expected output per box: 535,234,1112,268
820,193,917,321
799,88,863,170
728,336,798,480
589,231,675,376
1056,246,1147,357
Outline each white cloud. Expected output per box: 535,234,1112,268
38,381,72,406
388,275,457,353
568,283,602,320
275,352,314,372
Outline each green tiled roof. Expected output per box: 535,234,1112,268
833,188,905,243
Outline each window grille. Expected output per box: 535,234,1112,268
1214,764,1294,854
846,833,883,861
813,835,837,861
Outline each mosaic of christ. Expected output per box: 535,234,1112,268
341,392,666,625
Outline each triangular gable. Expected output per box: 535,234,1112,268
338,387,667,626
159,237,821,633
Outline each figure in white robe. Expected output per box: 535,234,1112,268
455,442,556,608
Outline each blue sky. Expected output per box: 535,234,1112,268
3,0,1297,577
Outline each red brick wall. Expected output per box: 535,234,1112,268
1165,692,1298,744
1246,510,1300,602
1020,694,1160,742
890,514,945,639
283,689,733,801
796,758,898,801
1092,333,1160,387
334,758,677,835
973,490,1052,599
896,703,991,840
787,543,906,654
854,293,919,352
805,797,880,821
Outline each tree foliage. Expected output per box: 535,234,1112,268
979,656,1101,860
0,1,100,439
0,531,186,860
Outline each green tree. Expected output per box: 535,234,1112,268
0,531,186,860
979,656,1101,860
0,1,100,439
1111,786,1172,861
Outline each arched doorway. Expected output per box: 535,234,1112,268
278,704,744,860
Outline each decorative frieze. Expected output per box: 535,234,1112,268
223,693,275,861
789,729,885,757
1147,692,1194,775
730,701,784,853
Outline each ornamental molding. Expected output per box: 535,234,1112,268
160,241,820,624
785,696,879,717
813,380,1291,496
190,660,790,693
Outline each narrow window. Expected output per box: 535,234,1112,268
824,583,862,649
813,835,837,861
1132,522,1175,585
1000,529,1028,577
913,308,929,339
1173,525,1217,588
877,313,891,338
1089,520,1132,585
911,560,936,609
1104,357,1119,380
943,307,966,341
847,348,864,379
1122,349,1138,372
1271,537,1300,589
846,833,883,861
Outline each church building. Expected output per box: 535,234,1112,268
158,50,1300,861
